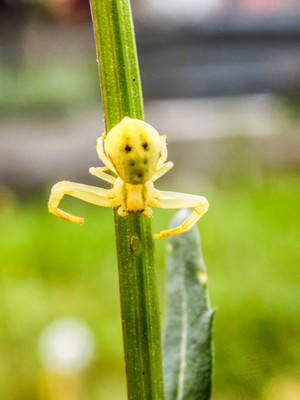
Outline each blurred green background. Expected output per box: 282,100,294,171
1,1,300,399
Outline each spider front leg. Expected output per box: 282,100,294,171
152,161,174,182
89,166,116,184
48,180,118,224
150,190,209,239
96,135,118,174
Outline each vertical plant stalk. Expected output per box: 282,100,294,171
89,1,164,399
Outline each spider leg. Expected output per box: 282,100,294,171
152,161,174,182
89,167,116,184
48,180,118,224
96,134,118,174
150,190,209,239
157,135,168,167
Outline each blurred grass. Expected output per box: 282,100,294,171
0,172,300,399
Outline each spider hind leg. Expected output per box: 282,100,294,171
48,180,118,224
150,190,209,239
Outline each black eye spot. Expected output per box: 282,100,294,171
142,142,148,151
125,144,132,153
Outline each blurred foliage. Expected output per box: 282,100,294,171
0,62,98,115
0,172,300,399
282,95,300,125
203,173,300,399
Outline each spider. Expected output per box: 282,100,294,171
48,117,209,239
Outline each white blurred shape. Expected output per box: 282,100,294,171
146,0,225,20
38,318,96,375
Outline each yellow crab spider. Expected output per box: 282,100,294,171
48,117,209,239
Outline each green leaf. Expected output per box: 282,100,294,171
163,209,216,400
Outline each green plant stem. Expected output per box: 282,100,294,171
89,1,164,398
90,0,143,128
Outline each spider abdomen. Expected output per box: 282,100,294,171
104,117,162,184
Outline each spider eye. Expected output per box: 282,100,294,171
142,142,148,151
125,145,132,153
